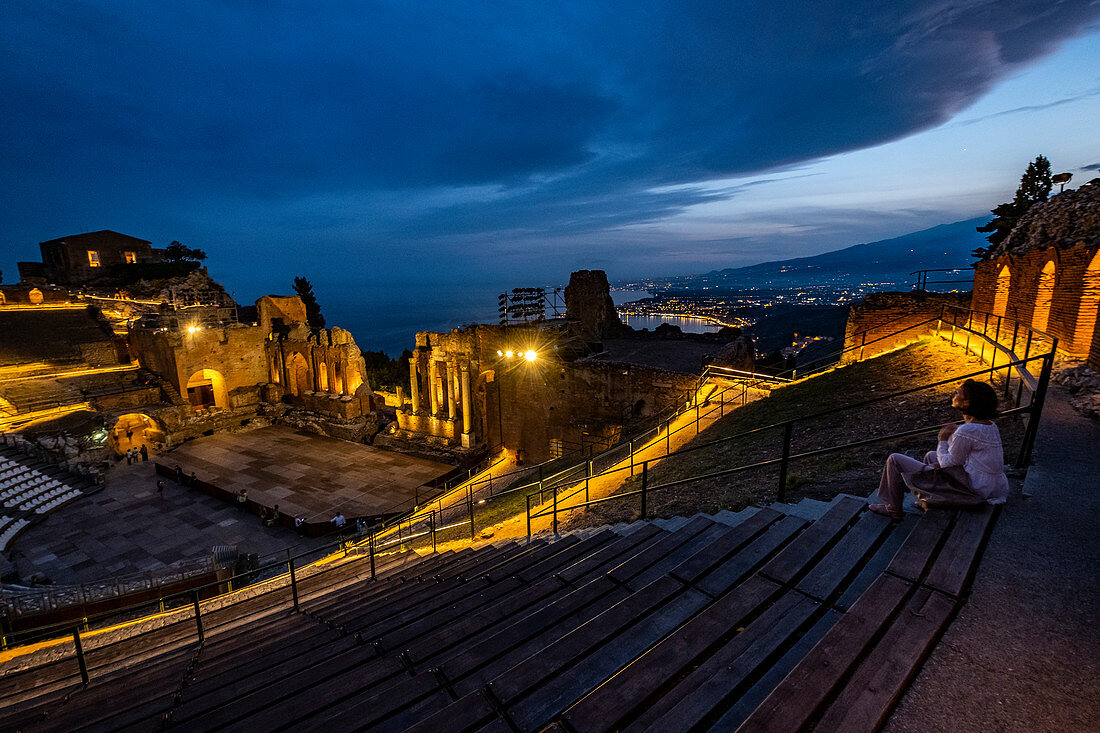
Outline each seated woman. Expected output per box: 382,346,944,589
870,379,1009,519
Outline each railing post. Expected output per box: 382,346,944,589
287,549,299,612
1006,322,1019,396
191,590,204,644
629,441,634,476
640,462,648,520
369,531,376,580
666,420,670,454
777,422,793,503
430,511,436,554
858,330,867,361
552,482,558,535
526,494,532,540
72,627,89,686
467,486,475,540
1017,352,1054,468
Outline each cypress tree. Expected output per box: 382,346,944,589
292,276,326,329
976,155,1053,254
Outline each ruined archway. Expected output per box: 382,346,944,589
1075,250,1100,356
317,361,329,392
1032,260,1055,333
334,361,345,394
28,288,43,305
185,368,229,410
992,265,1011,320
288,352,310,397
108,413,165,454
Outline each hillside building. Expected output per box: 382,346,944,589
19,230,164,286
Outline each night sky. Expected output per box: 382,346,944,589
3,2,1099,297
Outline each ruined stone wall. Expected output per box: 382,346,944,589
973,245,1100,368
564,269,621,341
842,292,971,364
128,323,268,408
495,360,697,463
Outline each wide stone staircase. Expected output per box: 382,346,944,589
0,493,996,732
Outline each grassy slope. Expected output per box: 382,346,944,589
567,338,1026,528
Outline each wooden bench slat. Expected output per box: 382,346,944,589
670,508,783,585
514,533,619,585
886,509,953,582
697,515,806,598
758,496,865,584
403,574,571,666
509,586,710,732
562,575,782,733
814,588,956,732
796,511,894,602
555,524,663,585
709,608,842,732
605,516,715,586
923,504,996,597
450,582,631,697
173,645,394,730
440,576,625,687
282,668,443,733
487,575,686,706
735,573,912,732
623,522,731,591
836,514,919,611
632,592,819,732
400,690,497,733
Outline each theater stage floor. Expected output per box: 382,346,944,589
167,426,454,521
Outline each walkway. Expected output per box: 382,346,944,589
886,384,1100,732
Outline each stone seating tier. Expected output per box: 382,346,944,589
0,494,998,732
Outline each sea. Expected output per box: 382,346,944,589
314,284,714,357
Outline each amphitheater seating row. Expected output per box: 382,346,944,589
0,496,998,732
0,454,87,516
0,515,30,552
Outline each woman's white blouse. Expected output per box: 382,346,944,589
936,422,1010,503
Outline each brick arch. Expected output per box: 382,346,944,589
1076,249,1100,357
992,264,1011,319
1032,259,1056,333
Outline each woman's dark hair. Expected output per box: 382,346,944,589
959,379,998,420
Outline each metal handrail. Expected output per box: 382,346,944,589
525,307,1056,534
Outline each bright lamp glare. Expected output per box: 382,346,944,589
505,350,514,358
188,326,198,333
524,350,537,362
497,350,503,356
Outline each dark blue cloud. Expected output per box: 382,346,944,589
1,0,1098,275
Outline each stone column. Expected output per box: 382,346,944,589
447,359,457,421
409,358,421,413
428,358,440,416
460,363,472,446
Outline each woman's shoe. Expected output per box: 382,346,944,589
869,503,904,520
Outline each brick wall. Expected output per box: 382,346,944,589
973,244,1100,368
842,292,971,363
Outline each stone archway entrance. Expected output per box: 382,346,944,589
288,352,310,397
109,413,165,455
186,369,229,410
